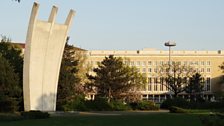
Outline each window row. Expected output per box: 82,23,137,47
145,77,211,91
125,61,211,66
137,67,211,73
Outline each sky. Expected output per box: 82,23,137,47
0,0,224,51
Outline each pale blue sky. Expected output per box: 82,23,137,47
0,0,224,50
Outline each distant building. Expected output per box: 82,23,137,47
86,48,224,102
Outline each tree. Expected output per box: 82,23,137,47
0,55,21,97
159,62,195,97
0,55,21,112
88,55,146,102
56,40,81,110
185,72,204,101
0,36,24,111
0,36,23,85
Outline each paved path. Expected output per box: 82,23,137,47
49,110,169,116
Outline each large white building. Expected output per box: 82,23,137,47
86,48,224,102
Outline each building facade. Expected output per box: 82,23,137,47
86,48,224,102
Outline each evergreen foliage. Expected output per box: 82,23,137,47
0,37,24,111
0,56,21,112
185,72,204,101
87,55,146,102
57,40,82,110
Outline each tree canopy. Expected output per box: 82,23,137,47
57,41,82,110
185,72,204,101
0,55,21,98
159,62,196,97
88,55,146,102
0,37,23,85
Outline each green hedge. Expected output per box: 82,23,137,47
161,97,224,109
169,106,188,113
61,96,159,111
20,111,49,119
160,97,189,109
0,96,18,112
129,101,159,110
84,97,112,111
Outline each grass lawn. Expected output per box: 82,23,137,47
0,113,203,126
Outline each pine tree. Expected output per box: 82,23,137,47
185,72,204,101
56,41,81,110
88,55,146,102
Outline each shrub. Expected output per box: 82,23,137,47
160,97,189,109
20,111,49,119
0,96,18,112
84,97,112,111
109,101,131,111
161,97,224,110
129,101,159,110
169,106,188,113
63,95,88,111
0,113,22,121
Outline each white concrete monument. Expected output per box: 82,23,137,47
23,2,75,111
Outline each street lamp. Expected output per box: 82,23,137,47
164,41,176,98
164,41,176,67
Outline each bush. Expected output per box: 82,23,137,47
109,101,130,111
161,97,224,109
0,113,22,121
169,106,188,113
84,97,112,111
0,96,18,112
20,111,49,119
63,95,88,111
129,101,159,110
160,97,189,109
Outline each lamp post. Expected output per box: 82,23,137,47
164,41,176,68
164,41,176,98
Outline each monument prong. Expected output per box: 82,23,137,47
65,10,75,27
48,6,58,23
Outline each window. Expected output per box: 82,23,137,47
124,61,129,65
148,85,151,91
142,61,146,66
155,78,158,84
196,68,199,72
160,61,164,65
130,61,135,66
195,61,198,65
160,84,163,91
207,61,211,66
154,84,157,91
142,68,146,73
148,61,152,66
148,77,152,84
201,68,205,72
154,61,158,66
207,68,211,73
206,77,211,91
137,61,141,66
148,68,152,73
154,68,158,73
201,61,205,65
